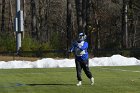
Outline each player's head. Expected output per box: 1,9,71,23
78,32,86,41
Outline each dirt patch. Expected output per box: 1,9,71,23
0,56,39,62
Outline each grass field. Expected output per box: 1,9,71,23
0,66,140,93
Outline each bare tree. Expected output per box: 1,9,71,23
23,0,26,19
133,0,140,47
44,0,50,42
30,0,37,39
93,0,101,49
82,0,87,33
122,0,129,48
67,0,73,46
1,0,6,32
75,0,83,33
9,0,14,33
22,0,26,38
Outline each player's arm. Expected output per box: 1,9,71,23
68,41,78,53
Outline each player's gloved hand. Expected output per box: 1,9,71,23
73,41,78,48
68,49,72,53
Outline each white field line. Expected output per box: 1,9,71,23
101,68,140,73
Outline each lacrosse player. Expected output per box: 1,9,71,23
69,33,94,86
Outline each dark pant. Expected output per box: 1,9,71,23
75,59,93,81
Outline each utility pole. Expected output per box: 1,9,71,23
15,0,24,54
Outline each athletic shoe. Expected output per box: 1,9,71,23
90,77,94,85
76,81,82,86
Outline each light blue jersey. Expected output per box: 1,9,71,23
70,41,88,61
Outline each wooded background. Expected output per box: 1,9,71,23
0,0,140,57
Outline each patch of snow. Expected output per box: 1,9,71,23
0,55,139,69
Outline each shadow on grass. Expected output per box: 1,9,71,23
26,83,75,86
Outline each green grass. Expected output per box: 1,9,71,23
0,66,140,93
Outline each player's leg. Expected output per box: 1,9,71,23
82,60,94,85
75,59,82,86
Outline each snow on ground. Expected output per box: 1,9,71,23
0,55,140,69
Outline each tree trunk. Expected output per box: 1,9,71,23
133,20,137,47
122,0,128,48
23,0,26,18
44,0,49,42
45,0,48,42
22,0,26,38
31,0,37,39
9,0,14,33
67,0,73,57
85,0,91,49
67,0,73,44
90,0,101,49
129,0,134,47
82,0,87,33
1,0,6,32
75,0,83,33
